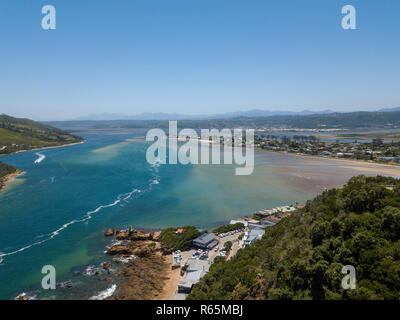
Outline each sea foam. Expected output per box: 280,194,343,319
34,152,46,164
89,284,117,300
0,163,161,263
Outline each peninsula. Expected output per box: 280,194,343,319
0,114,84,191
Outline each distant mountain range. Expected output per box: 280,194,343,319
378,107,400,113
71,109,335,121
72,107,399,121
46,109,400,131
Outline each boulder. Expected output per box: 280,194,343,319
102,262,111,270
116,231,129,240
129,232,153,241
104,229,115,237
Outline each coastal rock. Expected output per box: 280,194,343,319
129,232,153,241
14,293,36,300
115,228,153,241
132,247,151,258
102,262,111,270
116,231,129,240
107,245,132,255
58,280,73,289
104,229,115,237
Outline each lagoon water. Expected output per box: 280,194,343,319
0,132,398,299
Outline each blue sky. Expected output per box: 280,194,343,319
0,0,399,120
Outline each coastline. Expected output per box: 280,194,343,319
8,140,85,156
257,148,400,172
132,135,400,170
0,140,84,192
0,170,24,192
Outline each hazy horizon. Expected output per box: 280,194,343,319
2,105,400,122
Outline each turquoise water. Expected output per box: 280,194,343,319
0,132,395,299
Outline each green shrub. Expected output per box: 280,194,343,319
159,226,201,251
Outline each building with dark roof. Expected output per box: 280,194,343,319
193,232,218,249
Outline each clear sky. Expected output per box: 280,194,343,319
0,0,399,120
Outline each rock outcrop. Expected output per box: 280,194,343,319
104,229,115,237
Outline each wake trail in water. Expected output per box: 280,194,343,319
0,163,161,264
34,152,46,164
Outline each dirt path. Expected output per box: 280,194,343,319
157,255,181,300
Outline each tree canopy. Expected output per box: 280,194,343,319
188,175,400,300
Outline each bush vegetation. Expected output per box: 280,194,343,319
0,161,18,190
213,223,244,234
188,176,400,300
159,226,201,251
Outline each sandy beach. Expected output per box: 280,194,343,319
0,170,24,192
16,140,85,153
258,148,400,173
0,140,85,157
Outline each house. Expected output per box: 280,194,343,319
193,233,218,249
264,216,281,224
243,228,265,247
177,258,211,293
248,223,265,230
260,220,276,227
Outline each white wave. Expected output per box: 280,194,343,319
89,284,117,300
0,162,162,263
14,292,37,300
34,152,46,164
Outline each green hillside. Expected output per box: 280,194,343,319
0,114,83,155
0,161,19,190
188,175,400,300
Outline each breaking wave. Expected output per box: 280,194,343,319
0,163,161,264
88,284,117,300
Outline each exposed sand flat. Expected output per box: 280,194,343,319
340,165,400,177
258,150,400,174
91,141,130,153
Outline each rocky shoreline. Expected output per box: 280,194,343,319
103,228,171,300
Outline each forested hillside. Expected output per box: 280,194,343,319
0,161,19,190
46,110,400,131
188,176,400,300
0,114,83,155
